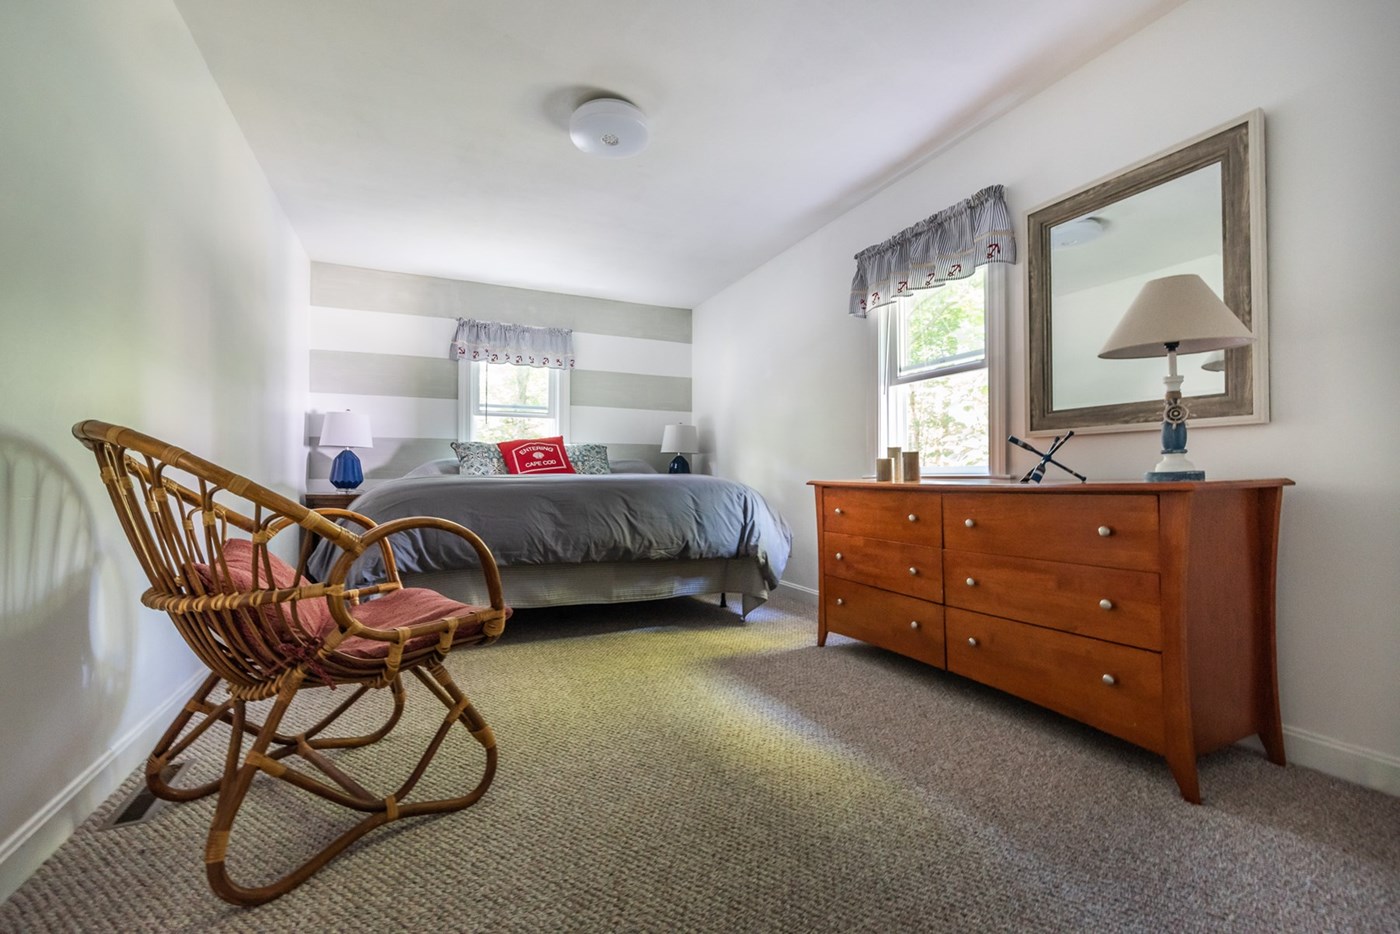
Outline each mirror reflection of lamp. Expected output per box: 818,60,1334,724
1099,274,1254,481
1200,350,1226,372
320,410,373,491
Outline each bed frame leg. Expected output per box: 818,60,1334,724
719,593,728,609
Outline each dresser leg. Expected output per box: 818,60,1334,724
1259,723,1287,767
1166,754,1202,805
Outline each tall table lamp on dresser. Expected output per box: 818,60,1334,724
1098,274,1255,481
320,410,373,491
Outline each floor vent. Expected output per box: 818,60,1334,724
99,763,185,829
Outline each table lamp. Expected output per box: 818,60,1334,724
660,423,699,474
320,410,373,490
1098,274,1254,481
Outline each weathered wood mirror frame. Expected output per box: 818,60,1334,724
1027,111,1268,435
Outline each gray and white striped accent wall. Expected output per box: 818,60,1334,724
307,263,692,490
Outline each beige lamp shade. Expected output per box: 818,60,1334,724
660,423,699,454
320,410,373,449
1099,274,1255,359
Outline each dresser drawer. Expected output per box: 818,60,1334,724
824,579,945,669
821,488,940,546
942,493,1159,571
944,551,1161,650
946,609,1164,753
823,531,942,602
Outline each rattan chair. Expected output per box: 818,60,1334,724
73,420,510,906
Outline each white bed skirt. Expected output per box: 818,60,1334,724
404,558,772,618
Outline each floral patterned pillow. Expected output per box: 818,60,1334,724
565,443,611,475
450,441,507,477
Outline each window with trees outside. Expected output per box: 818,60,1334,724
459,362,570,443
878,265,1006,475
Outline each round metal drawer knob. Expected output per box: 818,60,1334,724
834,507,844,515
835,598,844,606
834,552,843,561
1099,598,1114,611
1102,673,1117,686
1098,525,1113,537
965,577,977,587
964,518,976,528
908,567,918,576
967,637,979,647
907,514,918,522
909,620,920,630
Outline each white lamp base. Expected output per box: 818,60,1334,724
1146,452,1204,482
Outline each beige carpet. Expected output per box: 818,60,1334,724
2,589,1397,932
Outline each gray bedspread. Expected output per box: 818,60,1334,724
307,473,792,589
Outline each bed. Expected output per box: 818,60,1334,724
307,459,792,617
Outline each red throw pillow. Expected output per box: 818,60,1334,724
496,436,576,475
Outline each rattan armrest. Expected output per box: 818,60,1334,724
321,516,506,643
143,582,337,615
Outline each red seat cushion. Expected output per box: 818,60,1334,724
194,539,501,660
335,587,501,659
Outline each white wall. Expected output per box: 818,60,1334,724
0,0,309,899
695,0,1400,793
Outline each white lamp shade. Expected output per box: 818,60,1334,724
320,411,373,449
660,424,698,454
1099,274,1255,359
570,98,649,158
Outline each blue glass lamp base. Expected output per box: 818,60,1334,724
668,454,691,474
330,448,364,490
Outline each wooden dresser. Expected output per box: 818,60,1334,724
809,478,1292,803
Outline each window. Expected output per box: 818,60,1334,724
458,362,570,443
878,265,1006,475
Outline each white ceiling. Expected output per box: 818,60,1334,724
173,0,1183,309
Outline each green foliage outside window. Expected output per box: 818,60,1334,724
901,369,988,467
892,268,988,469
473,363,555,442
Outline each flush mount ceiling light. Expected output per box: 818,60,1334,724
569,98,648,158
1050,216,1107,248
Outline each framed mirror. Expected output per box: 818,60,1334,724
1027,111,1268,434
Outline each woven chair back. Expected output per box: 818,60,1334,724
73,420,375,695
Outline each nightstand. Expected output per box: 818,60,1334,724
303,491,361,511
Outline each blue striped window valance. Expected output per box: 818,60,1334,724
849,185,1017,317
449,318,576,369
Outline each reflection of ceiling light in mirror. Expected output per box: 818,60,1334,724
1200,350,1226,371
1051,216,1106,248
570,98,649,158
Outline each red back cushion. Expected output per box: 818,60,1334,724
496,436,576,475
193,539,334,642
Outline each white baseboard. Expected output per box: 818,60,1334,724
1239,726,1400,797
0,669,206,902
777,579,818,602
